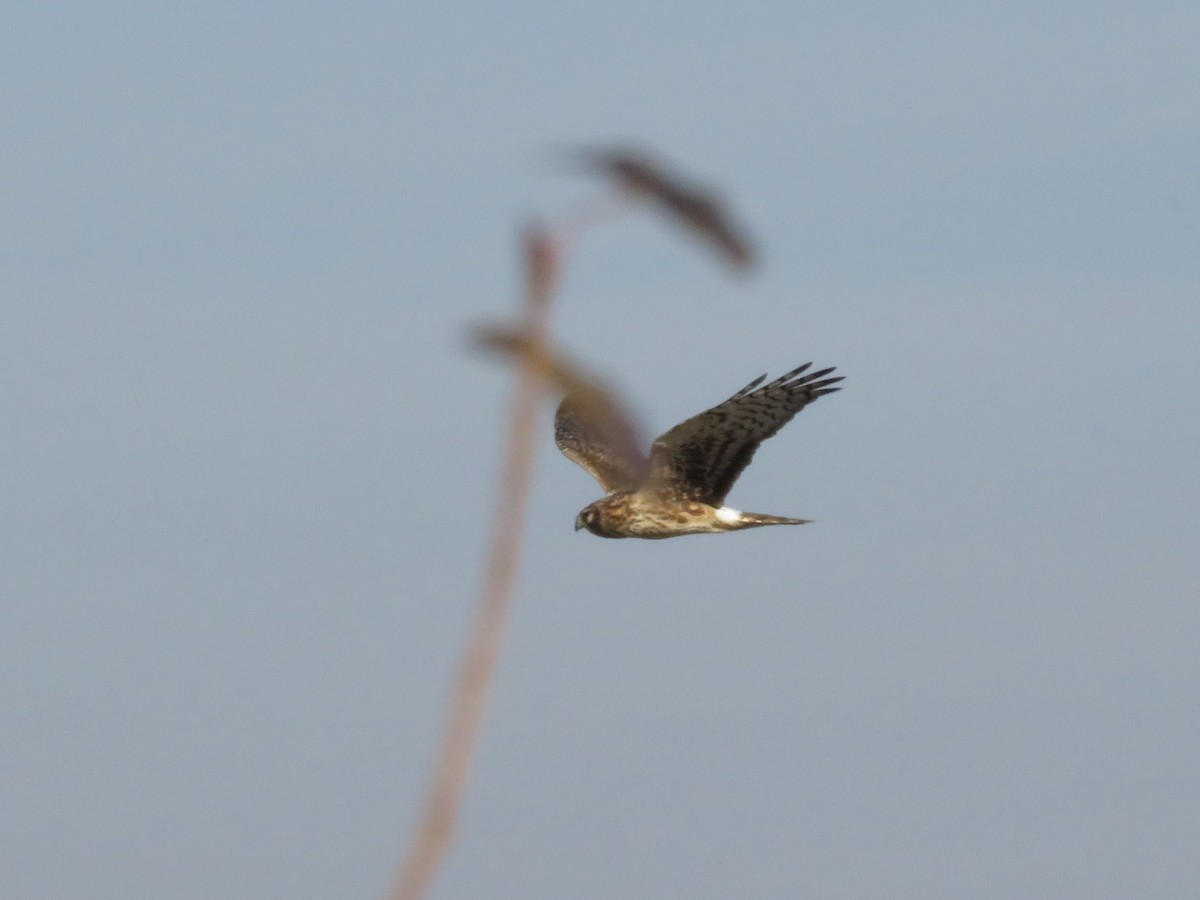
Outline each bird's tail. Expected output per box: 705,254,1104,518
733,511,812,529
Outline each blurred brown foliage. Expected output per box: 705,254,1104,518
391,145,756,900
567,145,756,270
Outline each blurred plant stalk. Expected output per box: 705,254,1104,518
389,227,557,900
389,147,755,900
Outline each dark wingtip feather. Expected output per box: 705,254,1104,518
804,365,838,381
783,362,815,380
732,373,768,397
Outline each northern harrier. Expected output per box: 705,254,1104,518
473,325,842,539
558,363,842,539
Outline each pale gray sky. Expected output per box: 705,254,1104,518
3,3,1198,898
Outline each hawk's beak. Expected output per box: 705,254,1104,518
574,514,586,532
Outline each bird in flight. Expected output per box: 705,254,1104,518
474,325,842,538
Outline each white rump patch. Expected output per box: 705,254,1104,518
715,506,742,525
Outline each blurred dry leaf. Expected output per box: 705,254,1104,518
391,229,559,900
564,146,756,270
471,322,589,394
471,322,647,489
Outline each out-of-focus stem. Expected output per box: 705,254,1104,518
389,228,557,900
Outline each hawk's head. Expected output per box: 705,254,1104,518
574,495,634,538
574,504,602,535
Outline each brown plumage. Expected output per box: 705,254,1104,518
473,324,842,539
567,364,842,538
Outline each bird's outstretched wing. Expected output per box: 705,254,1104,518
471,322,648,494
647,363,843,505
554,393,648,494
